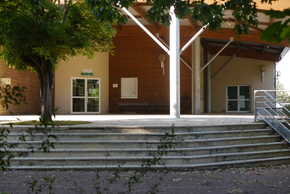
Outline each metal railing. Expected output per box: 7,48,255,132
254,90,290,143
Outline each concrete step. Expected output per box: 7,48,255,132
7,142,288,158
8,149,290,167
8,156,290,171
5,129,274,141
3,123,289,171
4,135,282,149
7,123,266,133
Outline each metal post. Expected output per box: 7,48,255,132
254,90,257,122
169,6,180,118
191,42,195,114
194,37,201,114
206,52,211,113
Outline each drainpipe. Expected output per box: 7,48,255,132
206,52,211,113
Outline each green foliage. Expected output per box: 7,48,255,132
0,85,27,170
261,9,290,43
85,0,263,35
2,120,91,125
283,104,290,119
27,176,55,194
0,0,117,120
276,81,290,103
0,85,26,113
0,85,57,171
0,0,116,71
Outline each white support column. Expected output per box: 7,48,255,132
194,37,201,114
170,6,180,118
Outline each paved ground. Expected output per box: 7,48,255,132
0,114,256,127
2,165,290,194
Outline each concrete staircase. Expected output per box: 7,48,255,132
3,123,290,171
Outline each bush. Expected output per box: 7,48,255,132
283,104,290,119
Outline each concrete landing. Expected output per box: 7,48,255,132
0,114,256,127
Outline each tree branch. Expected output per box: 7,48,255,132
62,0,72,23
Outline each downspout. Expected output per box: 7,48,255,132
206,52,211,113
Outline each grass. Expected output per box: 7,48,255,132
2,120,91,126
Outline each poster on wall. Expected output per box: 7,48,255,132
121,78,138,99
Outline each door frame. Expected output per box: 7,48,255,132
71,77,101,114
226,85,250,113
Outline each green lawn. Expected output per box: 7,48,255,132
2,120,91,125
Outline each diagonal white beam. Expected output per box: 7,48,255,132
200,37,234,72
121,7,170,54
180,23,209,55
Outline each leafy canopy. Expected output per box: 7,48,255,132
86,0,289,44
0,0,116,71
87,0,260,34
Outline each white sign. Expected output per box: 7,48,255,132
83,69,92,73
113,84,118,88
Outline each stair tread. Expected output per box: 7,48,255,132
5,142,288,152
8,149,290,160
7,156,290,170
6,129,272,136
3,135,281,143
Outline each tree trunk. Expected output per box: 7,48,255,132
37,65,55,122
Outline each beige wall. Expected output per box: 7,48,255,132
211,56,274,113
55,53,109,114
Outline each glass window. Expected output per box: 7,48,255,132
73,79,85,97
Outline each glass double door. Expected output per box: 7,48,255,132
72,78,100,113
227,86,250,112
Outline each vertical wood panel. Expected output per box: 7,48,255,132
109,26,192,113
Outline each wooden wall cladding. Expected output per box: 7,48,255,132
0,61,55,115
109,26,192,113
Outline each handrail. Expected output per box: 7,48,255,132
254,90,290,143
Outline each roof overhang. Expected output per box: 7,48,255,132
114,1,290,62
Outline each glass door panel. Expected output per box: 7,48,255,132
87,80,99,97
240,86,250,99
239,86,250,111
87,98,99,112
227,86,250,112
72,78,100,113
72,79,85,112
73,98,85,112
87,79,99,112
228,101,238,111
239,100,250,111
228,86,238,99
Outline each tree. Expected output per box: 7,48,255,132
276,80,290,103
0,0,116,121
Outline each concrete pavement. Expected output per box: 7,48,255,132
0,114,256,127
